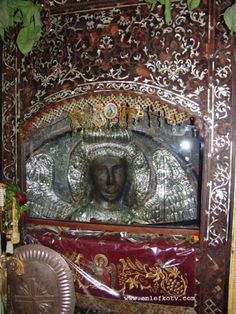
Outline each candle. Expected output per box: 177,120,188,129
0,184,6,232
0,184,6,208
11,197,20,244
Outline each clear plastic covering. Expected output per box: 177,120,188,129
24,226,196,314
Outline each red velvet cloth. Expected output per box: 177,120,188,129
25,227,196,308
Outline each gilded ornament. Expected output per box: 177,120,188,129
8,257,25,276
119,258,188,297
67,98,188,134
103,103,118,120
93,112,107,128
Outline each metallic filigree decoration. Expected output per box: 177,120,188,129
2,41,18,182
67,100,190,135
20,1,207,121
206,161,231,246
144,149,197,223
26,154,76,219
11,244,75,314
68,102,143,134
203,2,233,247
15,278,57,313
29,93,190,132
31,82,201,123
26,128,198,224
0,1,234,311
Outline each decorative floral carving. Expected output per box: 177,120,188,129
1,0,235,311
19,1,208,118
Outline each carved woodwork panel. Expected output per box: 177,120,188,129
1,34,19,183
20,0,208,118
1,0,235,313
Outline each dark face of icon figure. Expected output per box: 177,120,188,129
90,156,127,205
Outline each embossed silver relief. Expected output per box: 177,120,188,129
26,154,76,219
26,129,199,225
145,149,197,223
10,244,75,314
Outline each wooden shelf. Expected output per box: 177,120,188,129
26,218,200,236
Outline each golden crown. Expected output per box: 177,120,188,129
69,102,144,135
68,99,190,137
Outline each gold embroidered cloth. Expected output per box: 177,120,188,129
25,227,196,311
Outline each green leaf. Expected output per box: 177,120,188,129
34,9,43,29
0,27,4,40
164,0,172,23
19,204,28,212
19,5,38,27
224,3,236,34
4,1,43,55
16,23,36,55
6,183,20,193
187,0,200,11
6,191,15,200
13,10,23,24
144,0,172,22
8,0,35,9
0,0,11,28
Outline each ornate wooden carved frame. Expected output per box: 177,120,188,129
1,0,235,312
